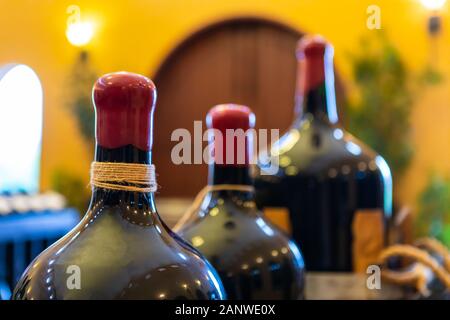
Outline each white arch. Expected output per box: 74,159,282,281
0,64,43,193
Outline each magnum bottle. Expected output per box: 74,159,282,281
176,104,305,299
13,72,226,300
255,36,393,272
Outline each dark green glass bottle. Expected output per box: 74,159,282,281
12,72,225,300
255,36,393,273
177,104,305,300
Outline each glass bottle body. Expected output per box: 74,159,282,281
256,115,392,272
179,166,305,299
12,146,225,300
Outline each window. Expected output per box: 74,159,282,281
0,64,43,193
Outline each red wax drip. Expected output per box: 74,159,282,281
296,35,330,94
93,72,156,151
207,104,255,166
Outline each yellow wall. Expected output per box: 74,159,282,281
1,0,450,211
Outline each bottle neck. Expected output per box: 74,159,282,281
294,49,339,124
207,164,254,202
94,144,151,164
91,145,156,210
208,165,252,186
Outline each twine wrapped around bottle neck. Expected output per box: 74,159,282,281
173,184,254,231
90,162,157,193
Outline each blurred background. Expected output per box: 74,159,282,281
1,0,450,298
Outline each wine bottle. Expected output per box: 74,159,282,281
176,104,305,299
12,72,225,300
255,36,393,273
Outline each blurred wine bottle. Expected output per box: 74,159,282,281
255,35,393,273
176,104,305,299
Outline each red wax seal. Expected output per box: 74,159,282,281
93,71,156,151
296,35,332,95
206,104,255,166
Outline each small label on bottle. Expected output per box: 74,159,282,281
352,209,384,273
263,207,292,234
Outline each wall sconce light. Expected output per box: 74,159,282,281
420,0,446,35
66,5,94,47
420,0,446,10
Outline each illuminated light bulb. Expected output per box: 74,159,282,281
66,21,94,47
420,0,446,10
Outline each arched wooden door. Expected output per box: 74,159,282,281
152,18,331,197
